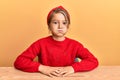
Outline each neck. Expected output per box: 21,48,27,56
52,36,65,41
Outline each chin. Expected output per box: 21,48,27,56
56,34,65,37
53,33,66,37
56,35,64,37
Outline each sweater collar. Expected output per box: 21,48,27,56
49,35,68,44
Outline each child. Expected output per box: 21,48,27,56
14,6,98,77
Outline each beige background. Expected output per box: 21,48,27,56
0,0,120,66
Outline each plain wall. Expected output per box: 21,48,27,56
0,0,120,66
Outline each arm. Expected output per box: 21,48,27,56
14,41,41,72
72,43,99,72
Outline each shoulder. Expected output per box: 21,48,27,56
31,36,51,45
37,36,50,41
66,37,83,46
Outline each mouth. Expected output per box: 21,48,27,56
58,29,63,33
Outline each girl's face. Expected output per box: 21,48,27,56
49,13,69,38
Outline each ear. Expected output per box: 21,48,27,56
48,27,51,34
48,26,51,30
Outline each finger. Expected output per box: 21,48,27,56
48,73,55,78
59,71,67,75
54,69,61,74
62,71,74,77
40,72,53,78
50,71,61,77
62,72,69,77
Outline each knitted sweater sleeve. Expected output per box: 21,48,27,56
14,41,40,72
72,43,99,72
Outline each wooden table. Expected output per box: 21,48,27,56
0,66,120,80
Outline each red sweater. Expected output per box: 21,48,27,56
14,36,98,72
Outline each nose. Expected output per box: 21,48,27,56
58,22,62,29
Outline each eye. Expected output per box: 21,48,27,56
52,21,58,24
63,21,67,25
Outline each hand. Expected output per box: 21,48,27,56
39,65,74,77
59,66,74,77
38,65,63,77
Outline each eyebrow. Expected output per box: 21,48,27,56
51,20,68,22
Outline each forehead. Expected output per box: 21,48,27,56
51,13,67,21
